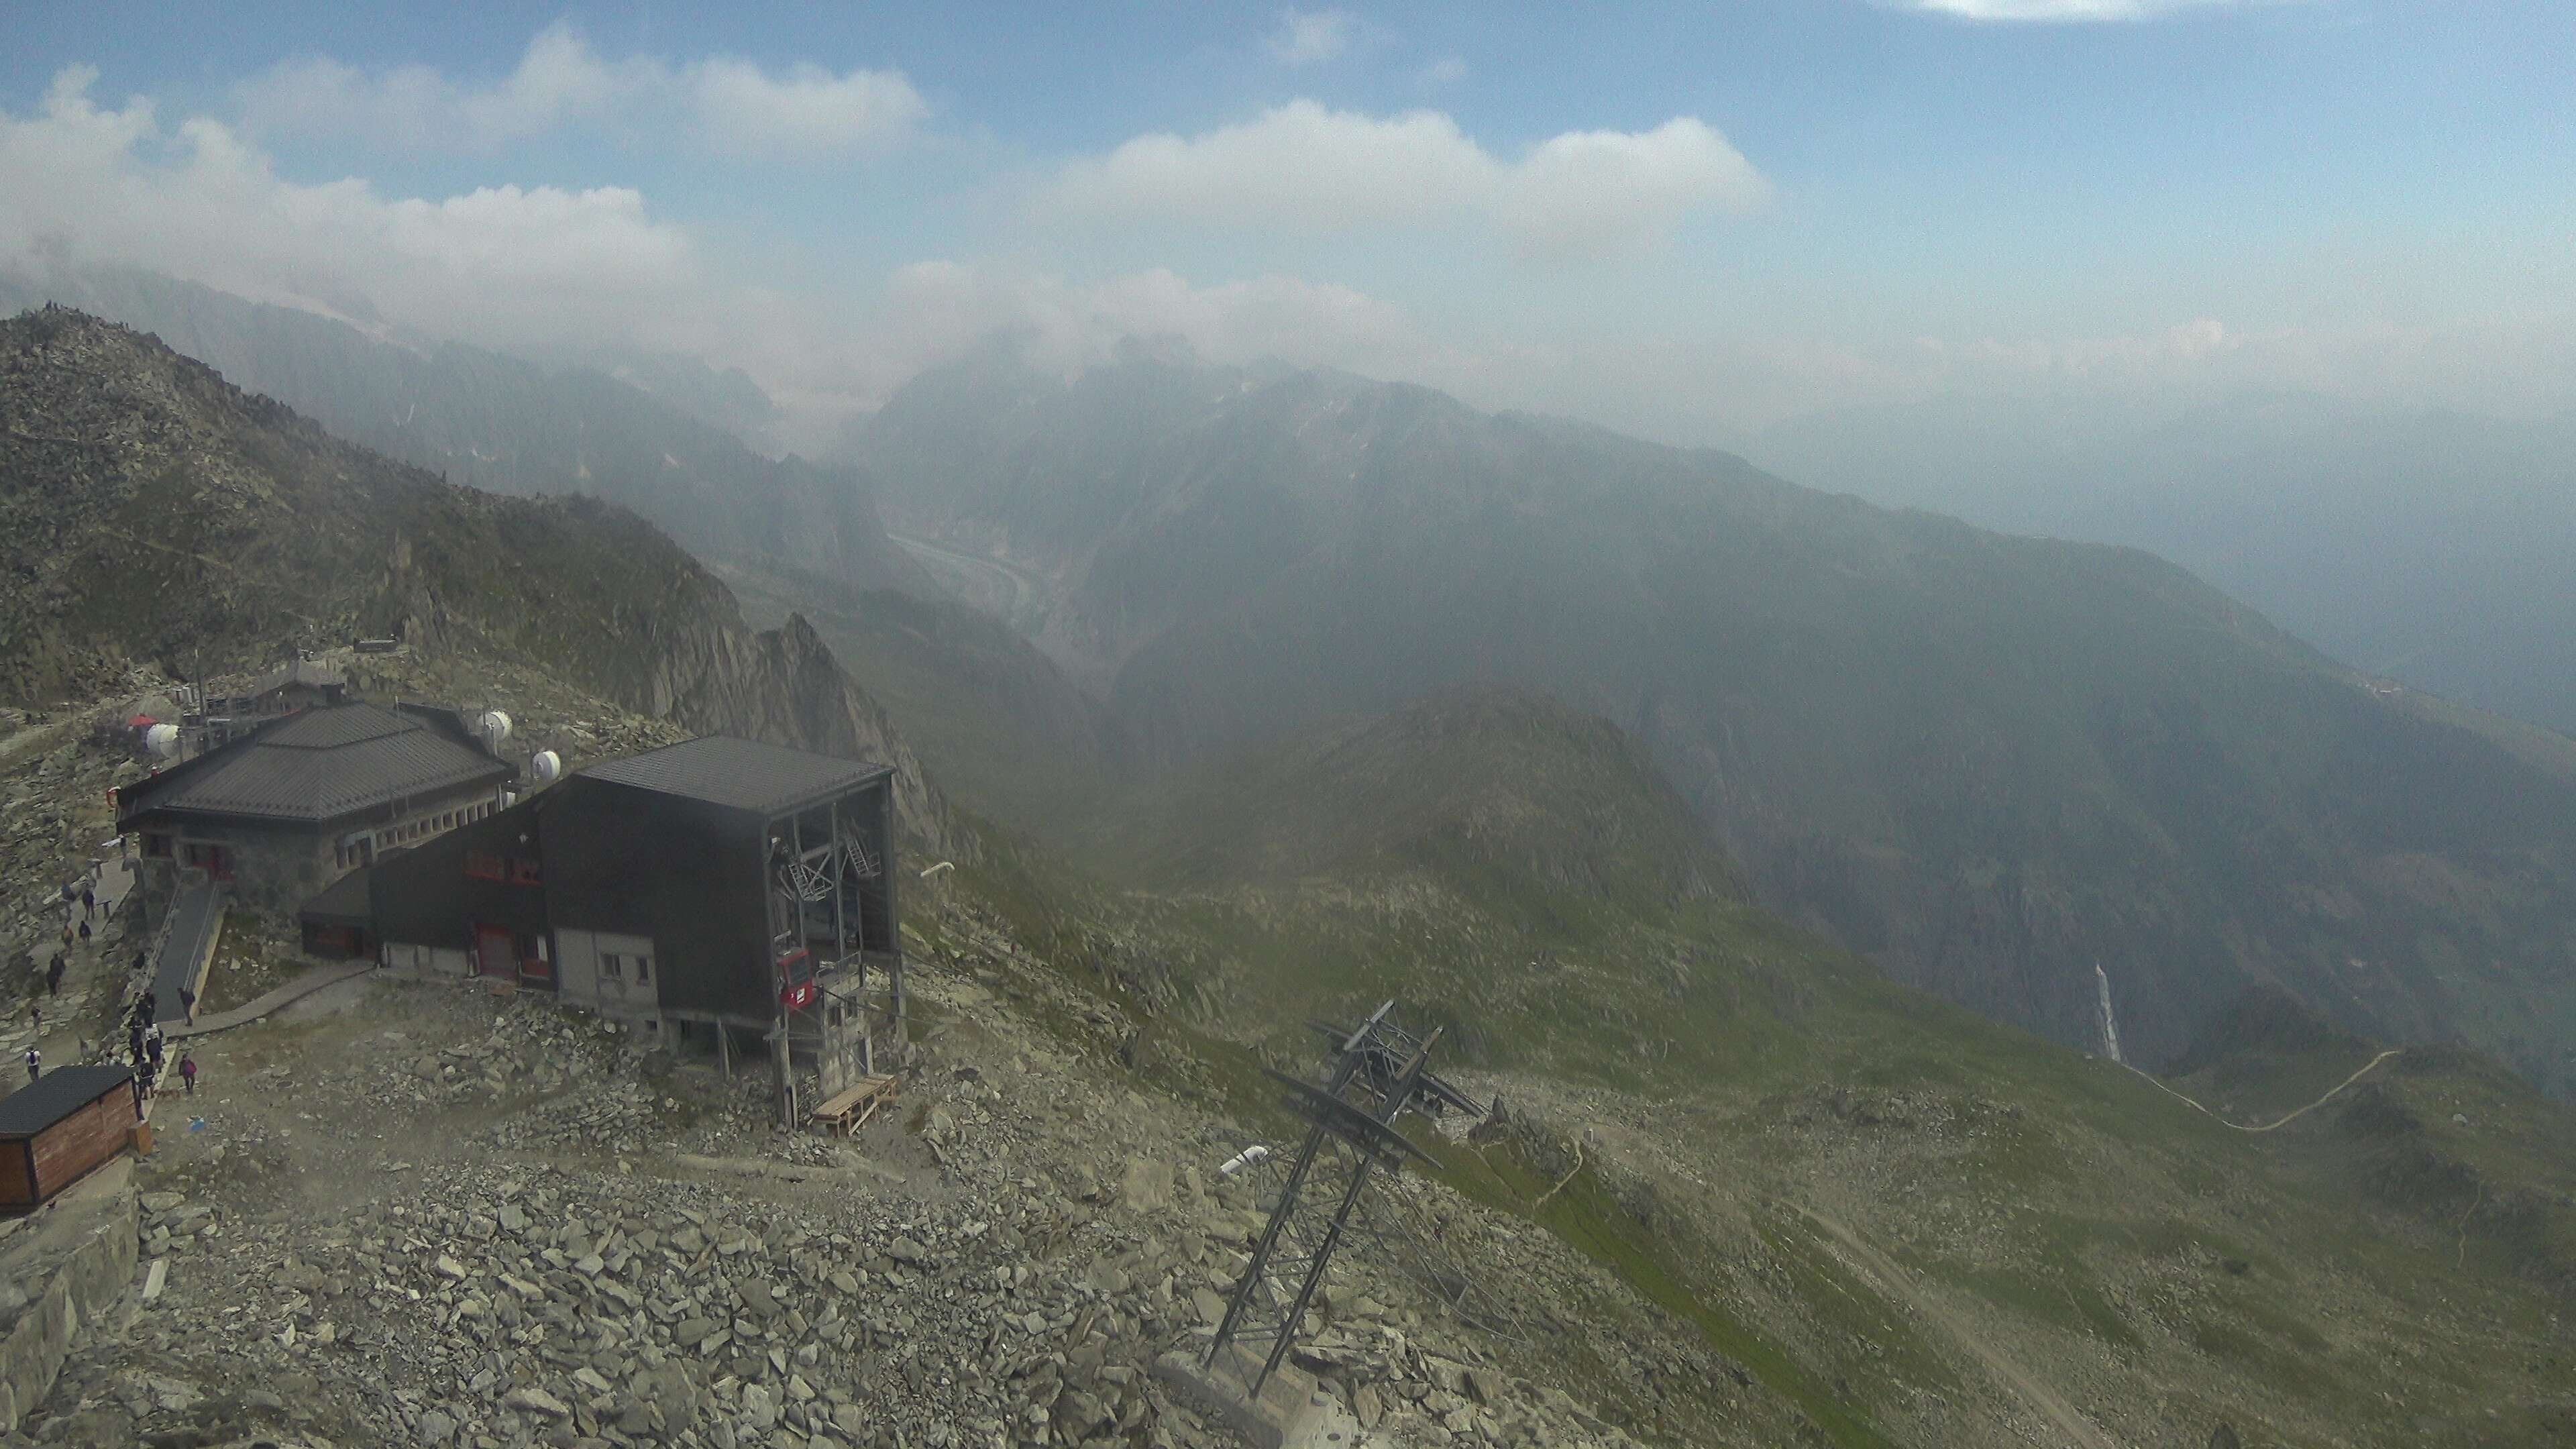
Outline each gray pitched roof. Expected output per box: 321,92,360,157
120,702,513,826
0,1063,133,1137
579,735,889,817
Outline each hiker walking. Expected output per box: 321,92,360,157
76,918,91,946
47,952,65,996
27,1003,39,1034
127,1020,146,1067
23,1046,37,1083
80,885,94,920
178,1051,197,1096
179,985,197,1025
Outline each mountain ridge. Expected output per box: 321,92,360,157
0,305,957,854
0,265,935,604
851,340,2576,1093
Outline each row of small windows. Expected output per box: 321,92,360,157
332,800,498,869
600,952,653,984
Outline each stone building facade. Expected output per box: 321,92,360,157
117,702,517,915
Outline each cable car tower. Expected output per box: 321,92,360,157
1205,1000,1511,1399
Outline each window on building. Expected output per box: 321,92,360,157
144,834,170,858
633,957,652,983
511,858,541,886
601,953,622,981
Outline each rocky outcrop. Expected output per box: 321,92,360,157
0,1161,138,1435
627,610,959,859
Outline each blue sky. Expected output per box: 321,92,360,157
2,1,2568,449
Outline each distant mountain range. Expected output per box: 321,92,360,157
0,266,931,602
849,339,2576,1093
1752,391,2576,736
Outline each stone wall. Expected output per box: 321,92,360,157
0,1159,138,1434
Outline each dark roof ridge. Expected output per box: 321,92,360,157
578,733,890,817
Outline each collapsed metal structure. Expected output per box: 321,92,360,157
1204,1000,1513,1396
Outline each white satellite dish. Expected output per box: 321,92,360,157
530,749,562,783
477,710,513,748
145,723,182,759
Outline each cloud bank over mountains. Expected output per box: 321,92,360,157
1043,102,1766,258
235,21,926,156
1,10,2563,456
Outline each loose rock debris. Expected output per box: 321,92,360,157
8,949,1674,1449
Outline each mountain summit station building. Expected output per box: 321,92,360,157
115,700,519,913
339,734,906,1102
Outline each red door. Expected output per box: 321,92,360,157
475,924,516,977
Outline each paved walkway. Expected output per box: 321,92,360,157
166,962,376,1039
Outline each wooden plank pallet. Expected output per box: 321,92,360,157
808,1073,900,1136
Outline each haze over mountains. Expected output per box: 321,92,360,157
1754,392,2576,735
11,266,2573,1104
851,339,2576,1093
15,304,2576,1448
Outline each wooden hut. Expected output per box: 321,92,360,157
0,1065,140,1210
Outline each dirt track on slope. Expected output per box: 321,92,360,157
1794,1206,2121,1449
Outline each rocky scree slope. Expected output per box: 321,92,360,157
15,888,1794,1449
0,307,954,855
851,341,2576,1093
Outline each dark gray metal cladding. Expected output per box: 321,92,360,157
578,735,892,818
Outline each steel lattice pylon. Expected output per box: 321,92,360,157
1203,1000,1499,1395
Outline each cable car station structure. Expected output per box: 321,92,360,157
359,733,906,1119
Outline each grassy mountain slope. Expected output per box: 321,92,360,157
1021,687,2576,1448
0,266,934,601
0,306,954,851
853,344,2576,1094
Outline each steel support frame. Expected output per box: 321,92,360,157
1204,1002,1456,1397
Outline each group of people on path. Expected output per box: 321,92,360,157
118,991,195,1099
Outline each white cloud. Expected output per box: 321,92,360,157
9,64,2559,470
1266,9,1358,64
3,66,698,354
1886,0,2257,20
235,21,923,156
1045,101,1766,258
1419,56,1470,85
688,57,926,155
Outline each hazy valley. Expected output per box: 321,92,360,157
3,288,2571,1449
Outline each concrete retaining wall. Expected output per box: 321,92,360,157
0,1161,138,1434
